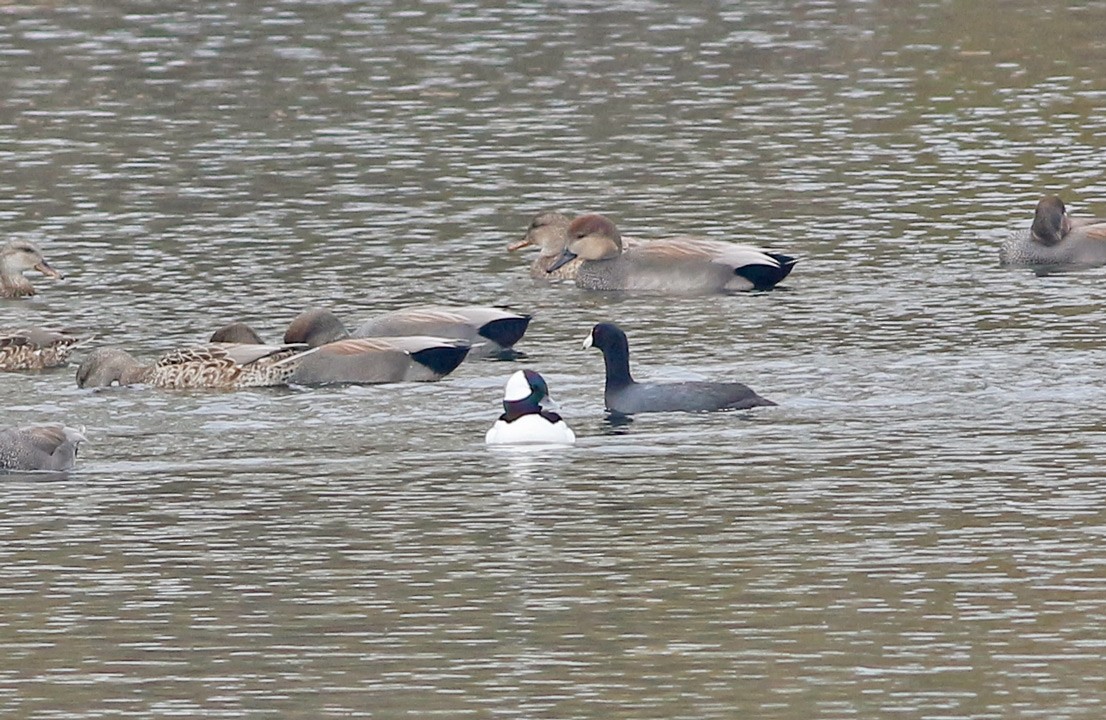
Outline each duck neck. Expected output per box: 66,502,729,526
121,362,153,386
0,272,33,298
501,397,541,422
1031,213,1069,247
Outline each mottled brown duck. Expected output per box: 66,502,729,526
209,308,472,384
0,328,91,371
75,343,316,389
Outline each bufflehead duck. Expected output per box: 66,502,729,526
486,369,575,445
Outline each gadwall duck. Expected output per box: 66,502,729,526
1,240,63,298
511,212,580,280
0,327,91,371
207,322,263,345
75,343,316,389
485,369,575,445
353,306,531,358
0,424,85,472
583,322,775,415
510,211,642,280
547,214,796,293
210,308,471,384
1000,195,1106,267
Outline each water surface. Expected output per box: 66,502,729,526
3,1,1106,718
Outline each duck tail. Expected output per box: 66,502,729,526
410,344,471,378
477,315,532,350
734,252,797,290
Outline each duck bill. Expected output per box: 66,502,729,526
34,261,63,280
547,249,577,273
507,235,534,252
581,331,594,350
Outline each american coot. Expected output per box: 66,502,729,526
0,424,85,471
548,214,796,293
211,308,472,384
486,369,575,445
352,305,531,358
1,327,92,371
1,240,64,298
583,322,775,415
1000,195,1106,267
75,343,317,389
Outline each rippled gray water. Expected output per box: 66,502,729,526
3,1,1106,718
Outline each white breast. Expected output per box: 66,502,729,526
485,414,576,445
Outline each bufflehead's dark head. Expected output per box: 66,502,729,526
502,369,550,413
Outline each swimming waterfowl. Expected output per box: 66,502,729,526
0,327,91,371
209,308,472,384
285,308,472,382
582,322,775,415
0,424,85,472
486,369,575,445
75,343,316,389
548,214,796,293
290,336,470,384
510,211,642,280
353,306,531,358
999,195,1106,267
1,240,63,298
511,212,580,280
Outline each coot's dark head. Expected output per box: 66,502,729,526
582,322,630,355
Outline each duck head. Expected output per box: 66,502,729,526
510,212,572,259
0,240,63,297
75,347,146,388
502,368,551,416
548,214,623,272
210,322,264,345
1030,195,1071,247
284,308,349,347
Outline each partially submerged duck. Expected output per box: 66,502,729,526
210,307,472,384
75,343,315,389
